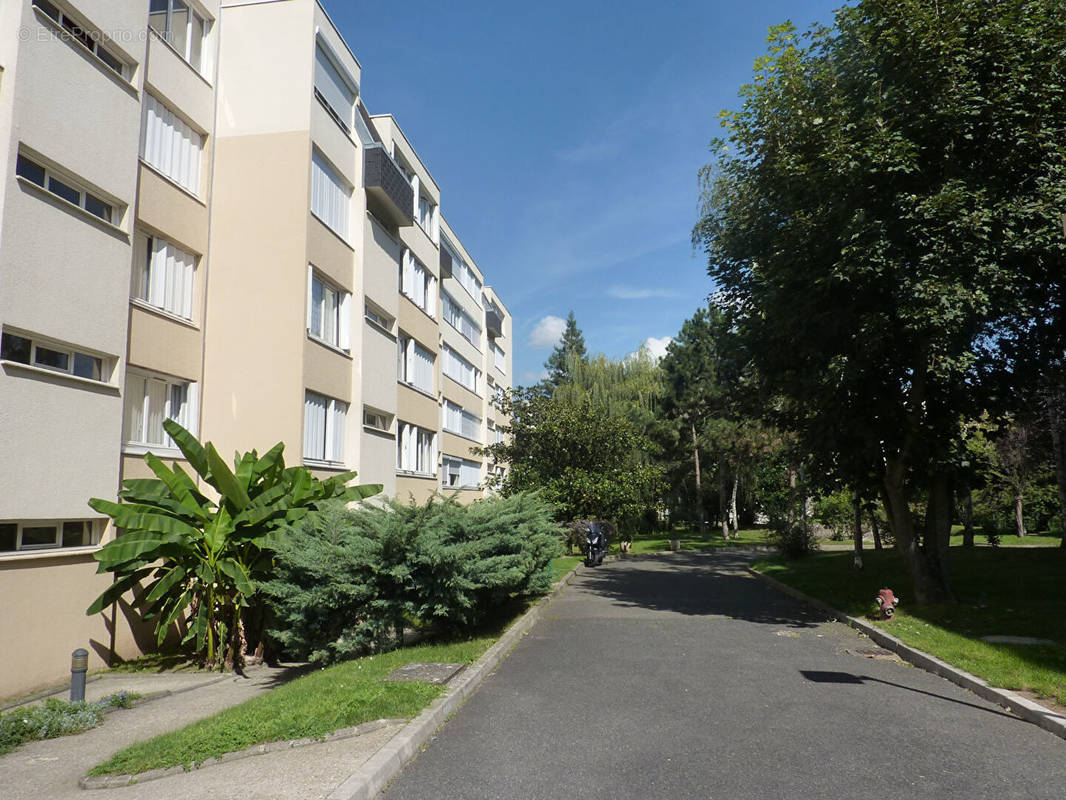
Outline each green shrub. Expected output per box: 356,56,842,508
263,492,561,664
0,693,140,755
769,517,819,558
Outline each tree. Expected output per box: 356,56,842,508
695,2,1066,601
87,420,380,669
543,311,588,389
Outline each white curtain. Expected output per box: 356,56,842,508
142,94,202,195
329,400,346,462
412,342,434,393
304,392,326,460
124,373,146,443
311,150,350,239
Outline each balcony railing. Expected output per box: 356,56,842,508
364,144,413,228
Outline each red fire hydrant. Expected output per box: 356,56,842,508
876,588,900,620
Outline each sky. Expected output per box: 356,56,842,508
324,0,844,385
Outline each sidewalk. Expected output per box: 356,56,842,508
0,665,403,800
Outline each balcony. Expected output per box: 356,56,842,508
440,246,453,278
485,304,504,339
364,144,413,228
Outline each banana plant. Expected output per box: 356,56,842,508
87,419,381,669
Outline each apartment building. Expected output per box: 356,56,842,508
0,0,512,699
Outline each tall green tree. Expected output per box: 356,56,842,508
695,1,1066,601
543,311,588,388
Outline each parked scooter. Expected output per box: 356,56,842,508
585,522,607,567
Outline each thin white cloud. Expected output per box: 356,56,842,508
626,336,673,363
607,285,683,300
528,315,567,349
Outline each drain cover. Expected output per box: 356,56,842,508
385,662,466,685
850,647,896,659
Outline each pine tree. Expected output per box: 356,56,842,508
543,311,588,388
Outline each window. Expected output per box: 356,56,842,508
306,268,350,350
135,235,196,320
397,423,437,474
304,391,347,464
442,292,482,348
401,250,437,318
442,456,481,489
443,239,483,307
124,369,196,448
0,520,101,553
363,407,391,433
16,153,114,223
442,400,481,440
141,94,203,195
417,193,436,238
397,334,435,394
2,330,107,382
311,149,351,239
364,303,393,333
32,1,126,77
314,40,356,132
493,342,506,373
149,0,209,73
441,345,480,394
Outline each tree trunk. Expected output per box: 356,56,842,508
883,457,955,604
719,471,731,539
729,472,740,532
1051,420,1066,549
961,488,975,547
691,422,706,533
787,467,798,523
868,505,883,551
1014,493,1026,537
852,494,863,568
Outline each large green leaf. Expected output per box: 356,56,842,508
86,569,153,615
251,441,286,484
144,453,213,521
89,498,202,539
233,450,257,492
162,419,209,477
144,564,188,605
216,558,255,598
205,443,251,511
92,530,186,570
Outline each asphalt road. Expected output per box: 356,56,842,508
382,552,1066,800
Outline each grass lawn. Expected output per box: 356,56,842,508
550,556,583,581
948,532,1063,548
625,527,772,554
753,547,1066,706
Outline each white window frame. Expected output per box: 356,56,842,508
443,239,483,308
364,302,394,333
314,38,357,133
123,368,197,452
136,234,197,321
441,456,481,489
441,344,481,394
141,93,203,196
303,390,347,465
16,152,115,224
148,0,211,74
311,149,351,240
442,292,482,349
306,266,351,351
0,519,102,554
32,0,128,79
397,334,435,395
493,342,506,373
397,422,437,475
401,249,437,318
442,399,481,440
1,329,109,383
363,407,392,434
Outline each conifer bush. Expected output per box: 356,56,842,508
262,492,561,664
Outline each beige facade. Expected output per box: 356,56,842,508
0,0,511,700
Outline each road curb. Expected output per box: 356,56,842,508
747,566,1066,741
326,565,581,800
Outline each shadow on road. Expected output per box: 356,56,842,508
576,552,830,629
800,670,1020,720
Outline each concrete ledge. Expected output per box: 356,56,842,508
748,566,1066,741
79,718,405,789
327,565,582,800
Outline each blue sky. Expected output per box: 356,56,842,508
324,0,843,385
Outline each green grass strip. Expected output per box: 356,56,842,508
89,637,494,776
753,548,1066,706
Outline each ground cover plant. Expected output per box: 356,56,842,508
88,628,508,775
626,527,772,554
753,548,1066,705
0,692,140,755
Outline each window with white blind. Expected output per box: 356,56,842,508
397,423,437,475
149,0,210,75
442,400,481,440
136,235,196,320
417,193,436,238
442,239,483,307
306,267,350,351
314,40,356,132
442,456,481,489
493,342,506,373
397,334,435,394
441,344,480,394
123,369,196,450
303,390,347,464
311,149,351,239
442,292,481,348
141,94,203,195
401,250,437,318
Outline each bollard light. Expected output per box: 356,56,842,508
70,648,88,702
